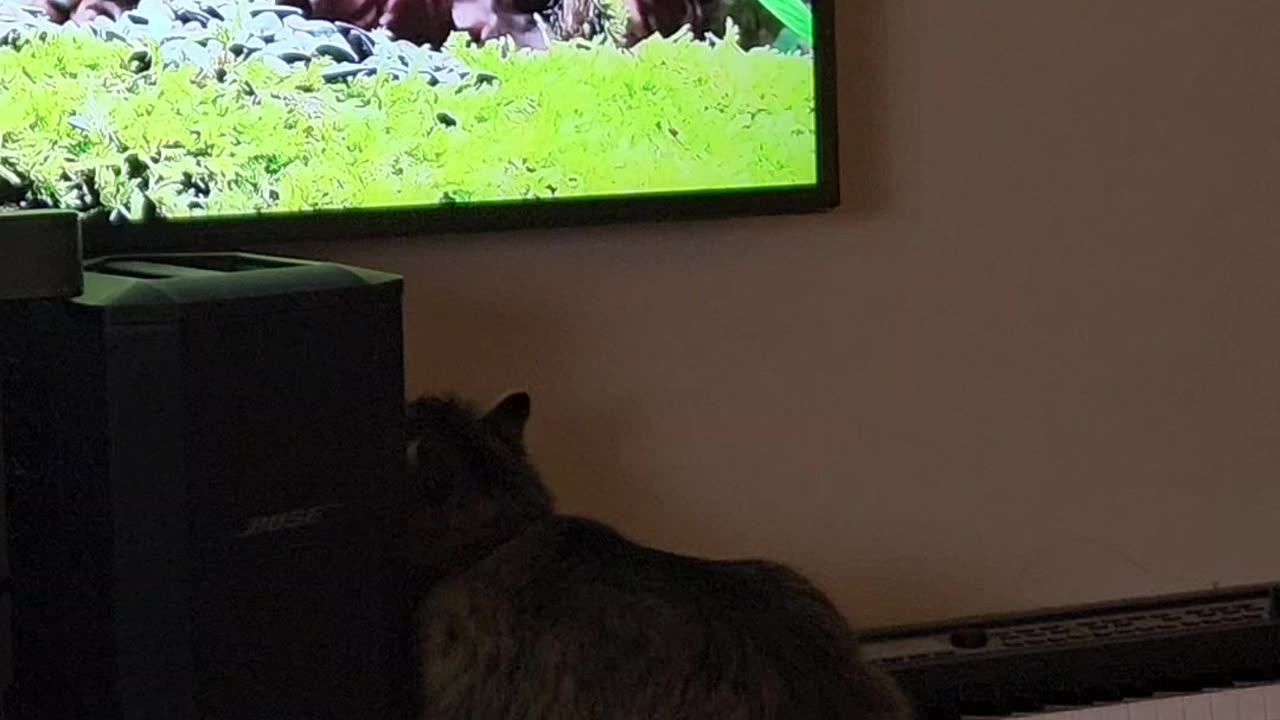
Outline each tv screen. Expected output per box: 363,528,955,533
0,0,836,252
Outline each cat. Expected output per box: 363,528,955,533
29,0,706,48
622,0,717,45
404,390,911,720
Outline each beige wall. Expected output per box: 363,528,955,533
274,1,1280,629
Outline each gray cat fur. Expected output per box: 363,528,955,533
405,392,911,720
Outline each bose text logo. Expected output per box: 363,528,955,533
235,504,342,539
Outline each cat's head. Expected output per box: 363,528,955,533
452,0,550,49
403,391,554,578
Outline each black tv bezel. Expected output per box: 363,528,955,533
80,1,841,257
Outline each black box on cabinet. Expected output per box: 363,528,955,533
0,252,413,720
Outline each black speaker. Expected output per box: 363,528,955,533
0,252,413,720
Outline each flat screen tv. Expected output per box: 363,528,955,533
0,0,838,254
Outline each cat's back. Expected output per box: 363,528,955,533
420,516,907,720
534,517,850,639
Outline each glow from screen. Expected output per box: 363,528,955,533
0,0,818,225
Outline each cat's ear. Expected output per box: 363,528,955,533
483,391,531,447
